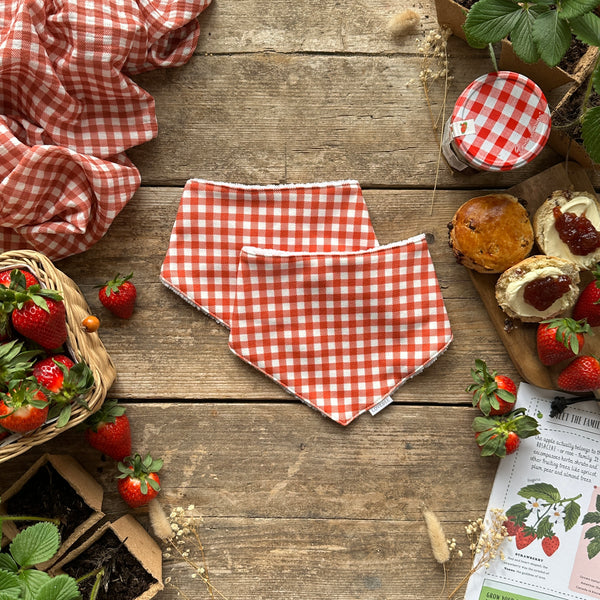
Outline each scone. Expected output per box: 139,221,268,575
448,193,534,273
495,255,580,322
534,190,600,270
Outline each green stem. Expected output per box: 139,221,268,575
579,55,600,120
0,515,61,526
88,568,105,600
488,44,498,72
76,567,104,585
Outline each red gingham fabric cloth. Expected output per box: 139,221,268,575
228,236,453,425
450,71,551,171
160,179,379,328
0,0,211,259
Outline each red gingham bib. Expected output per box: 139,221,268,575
0,0,210,259
228,236,453,425
160,180,379,328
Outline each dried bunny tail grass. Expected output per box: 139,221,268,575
387,10,420,37
149,499,174,541
422,507,451,564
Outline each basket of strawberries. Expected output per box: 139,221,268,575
0,250,116,463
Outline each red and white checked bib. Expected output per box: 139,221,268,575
160,179,379,327
0,0,211,259
228,236,453,425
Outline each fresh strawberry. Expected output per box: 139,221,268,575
84,400,131,461
473,408,540,458
466,359,517,416
117,453,163,508
0,378,49,433
573,265,600,326
99,273,136,319
33,355,94,427
515,527,536,549
0,269,39,289
0,269,38,341
541,535,560,556
0,340,40,390
557,355,600,392
536,317,590,366
11,285,67,349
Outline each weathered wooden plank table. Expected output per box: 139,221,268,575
2,1,599,598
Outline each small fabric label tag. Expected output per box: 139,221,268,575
369,395,394,416
451,119,476,138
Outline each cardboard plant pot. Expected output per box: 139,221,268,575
499,41,599,95
0,454,104,568
548,74,600,169
433,0,469,41
51,514,164,600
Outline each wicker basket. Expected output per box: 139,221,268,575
0,250,116,463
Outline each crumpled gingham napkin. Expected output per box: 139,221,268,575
160,179,379,328
228,236,453,425
0,0,211,259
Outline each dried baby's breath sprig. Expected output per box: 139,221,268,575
162,505,231,600
408,25,452,215
447,508,510,600
387,10,420,37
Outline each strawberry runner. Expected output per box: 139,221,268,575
0,0,211,260
160,179,380,327
228,236,453,425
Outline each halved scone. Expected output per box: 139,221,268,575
534,190,600,270
495,255,580,322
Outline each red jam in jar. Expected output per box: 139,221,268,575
553,206,600,256
523,275,572,311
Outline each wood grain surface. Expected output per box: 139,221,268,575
0,1,599,598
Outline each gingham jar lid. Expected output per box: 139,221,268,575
450,71,551,172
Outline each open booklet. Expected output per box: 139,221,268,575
464,382,600,600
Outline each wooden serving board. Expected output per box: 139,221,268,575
469,162,599,390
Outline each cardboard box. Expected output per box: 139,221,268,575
52,514,164,600
0,454,104,569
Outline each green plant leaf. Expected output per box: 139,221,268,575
10,523,60,568
536,515,553,538
510,9,542,63
570,12,600,47
585,525,600,539
20,570,51,600
588,537,600,559
0,556,17,574
582,510,600,524
464,0,524,44
0,593,20,600
36,575,81,600
517,483,561,503
564,500,581,531
506,502,530,525
0,570,19,597
532,10,572,66
559,0,600,20
582,106,600,164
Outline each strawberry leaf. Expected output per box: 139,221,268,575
147,478,160,492
570,11,600,47
582,106,600,164
9,523,60,568
564,500,581,531
532,9,572,67
506,502,529,525
517,483,561,503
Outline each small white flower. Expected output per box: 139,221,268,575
526,497,542,510
549,505,565,525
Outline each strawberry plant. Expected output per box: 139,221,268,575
463,0,600,163
505,482,582,556
0,522,81,600
582,493,600,559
